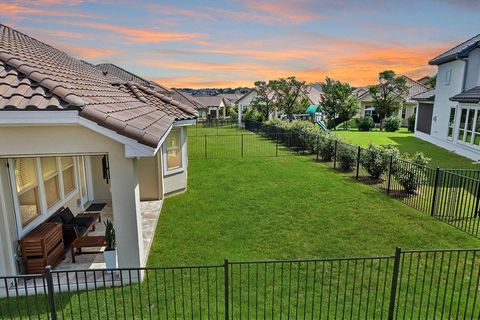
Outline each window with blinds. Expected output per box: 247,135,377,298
61,156,76,195
14,158,41,226
41,158,60,208
166,129,182,170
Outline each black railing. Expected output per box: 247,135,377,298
241,120,480,239
1,247,479,319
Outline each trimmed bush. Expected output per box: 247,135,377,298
244,108,263,122
337,144,356,171
358,117,374,131
407,114,415,132
360,145,400,179
384,116,401,132
393,152,430,194
319,137,336,161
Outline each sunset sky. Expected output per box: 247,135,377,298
1,0,479,88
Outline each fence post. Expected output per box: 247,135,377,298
387,247,402,320
241,134,244,158
224,259,229,320
204,134,208,159
387,156,393,194
45,266,58,320
475,176,480,218
356,146,361,180
276,131,279,157
431,167,440,216
316,135,320,161
333,140,338,169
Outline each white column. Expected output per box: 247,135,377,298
238,105,242,126
109,155,144,268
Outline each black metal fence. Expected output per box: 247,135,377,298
188,119,243,136
1,247,479,319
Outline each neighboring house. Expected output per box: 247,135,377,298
354,76,429,126
413,34,480,161
0,24,197,277
171,89,206,114
417,76,433,87
235,85,322,125
191,94,225,119
236,88,257,124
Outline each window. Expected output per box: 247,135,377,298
458,108,467,141
447,107,456,139
14,158,41,227
444,69,451,86
457,107,480,147
41,158,60,208
165,128,182,171
401,107,406,119
61,157,75,195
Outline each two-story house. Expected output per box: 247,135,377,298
414,35,480,161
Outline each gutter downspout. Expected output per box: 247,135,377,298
460,57,469,92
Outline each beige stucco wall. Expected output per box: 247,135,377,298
0,124,145,274
138,156,161,201
90,155,111,201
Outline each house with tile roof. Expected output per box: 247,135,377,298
413,34,480,161
0,24,197,277
353,76,429,126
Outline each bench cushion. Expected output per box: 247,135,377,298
59,208,75,224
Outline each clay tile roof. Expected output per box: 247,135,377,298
96,63,172,94
192,95,223,107
118,82,198,120
429,34,480,65
411,88,435,102
0,24,177,148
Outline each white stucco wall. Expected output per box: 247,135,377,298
0,124,146,274
237,90,257,124
430,59,465,140
464,48,480,91
163,127,188,195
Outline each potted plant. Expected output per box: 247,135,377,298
103,219,117,269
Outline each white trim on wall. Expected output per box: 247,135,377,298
0,111,170,158
162,127,187,176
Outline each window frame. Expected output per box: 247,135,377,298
163,127,186,176
8,155,80,237
447,107,457,141
40,157,61,209
456,105,480,148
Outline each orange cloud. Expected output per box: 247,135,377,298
243,0,318,23
61,44,123,60
0,3,96,18
61,21,205,43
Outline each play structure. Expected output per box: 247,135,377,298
306,104,330,133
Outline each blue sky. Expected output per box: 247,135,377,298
1,0,479,88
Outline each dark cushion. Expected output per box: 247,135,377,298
72,216,95,228
73,225,87,237
50,215,63,224
59,208,75,224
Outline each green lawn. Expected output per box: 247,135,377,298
334,128,479,169
149,156,479,266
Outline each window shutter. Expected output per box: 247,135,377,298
61,157,74,170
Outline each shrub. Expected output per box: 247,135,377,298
319,136,336,161
337,144,356,171
360,144,400,180
384,116,401,132
358,117,374,131
243,108,263,122
393,152,430,194
407,114,415,132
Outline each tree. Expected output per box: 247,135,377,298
368,70,408,130
271,76,307,121
320,77,359,129
426,74,437,88
250,80,275,121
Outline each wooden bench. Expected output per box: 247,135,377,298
20,223,64,274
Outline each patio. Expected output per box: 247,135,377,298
55,200,163,271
